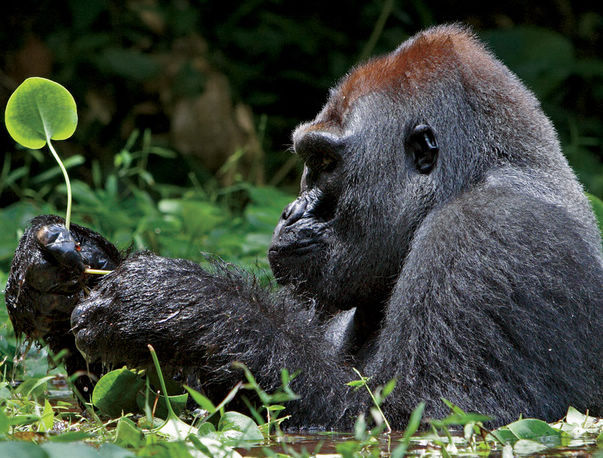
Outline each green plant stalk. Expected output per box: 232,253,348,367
147,344,176,419
46,138,72,229
85,268,113,275
46,143,112,276
352,367,392,434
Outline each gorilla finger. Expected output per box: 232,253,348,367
79,243,119,271
25,259,82,293
36,224,85,273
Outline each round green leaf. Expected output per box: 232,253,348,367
218,411,264,442
5,77,78,149
92,368,144,417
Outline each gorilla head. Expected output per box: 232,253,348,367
269,25,597,315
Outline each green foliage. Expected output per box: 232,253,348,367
482,26,603,197
5,77,77,150
0,132,293,279
5,77,78,229
92,368,144,417
587,193,603,235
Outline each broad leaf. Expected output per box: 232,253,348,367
218,411,264,443
0,442,47,458
114,417,144,448
92,368,144,417
5,77,77,149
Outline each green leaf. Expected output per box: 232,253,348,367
114,417,144,448
5,77,77,149
136,390,188,418
184,385,217,413
513,439,548,454
98,443,136,458
146,344,198,441
40,442,101,458
382,378,397,398
15,375,53,399
92,368,144,417
432,412,493,426
586,193,603,236
218,411,264,442
0,408,9,435
0,442,48,458
393,402,425,457
48,431,93,443
9,414,40,426
506,418,561,446
488,426,517,445
39,399,54,432
440,398,465,415
198,421,216,436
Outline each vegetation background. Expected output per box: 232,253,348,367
1,0,602,199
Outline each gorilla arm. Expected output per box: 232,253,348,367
70,251,365,429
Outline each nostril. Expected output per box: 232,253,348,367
281,203,293,220
284,198,308,227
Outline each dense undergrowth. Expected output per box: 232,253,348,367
0,135,602,456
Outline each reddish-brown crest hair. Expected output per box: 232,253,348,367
303,25,509,134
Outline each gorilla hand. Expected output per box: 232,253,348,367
71,252,211,370
5,215,121,343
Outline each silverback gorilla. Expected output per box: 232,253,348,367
5,25,603,429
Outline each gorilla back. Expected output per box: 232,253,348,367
7,24,603,429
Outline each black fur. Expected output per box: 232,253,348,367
6,25,602,429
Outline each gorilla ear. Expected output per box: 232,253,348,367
406,124,439,174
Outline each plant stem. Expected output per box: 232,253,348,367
358,0,394,62
148,344,176,418
84,268,113,275
46,138,72,229
352,367,392,434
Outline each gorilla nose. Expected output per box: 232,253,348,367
273,197,309,241
282,197,308,227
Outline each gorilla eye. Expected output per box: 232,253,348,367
295,131,342,175
406,124,439,174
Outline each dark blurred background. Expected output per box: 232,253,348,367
1,0,602,202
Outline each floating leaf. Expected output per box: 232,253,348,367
513,439,548,454
507,418,561,442
5,77,77,149
218,411,264,443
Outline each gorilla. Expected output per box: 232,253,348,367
5,25,602,429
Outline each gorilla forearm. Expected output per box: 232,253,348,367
72,252,363,428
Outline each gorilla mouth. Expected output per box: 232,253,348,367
269,238,321,257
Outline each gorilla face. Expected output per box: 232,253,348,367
269,88,441,314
